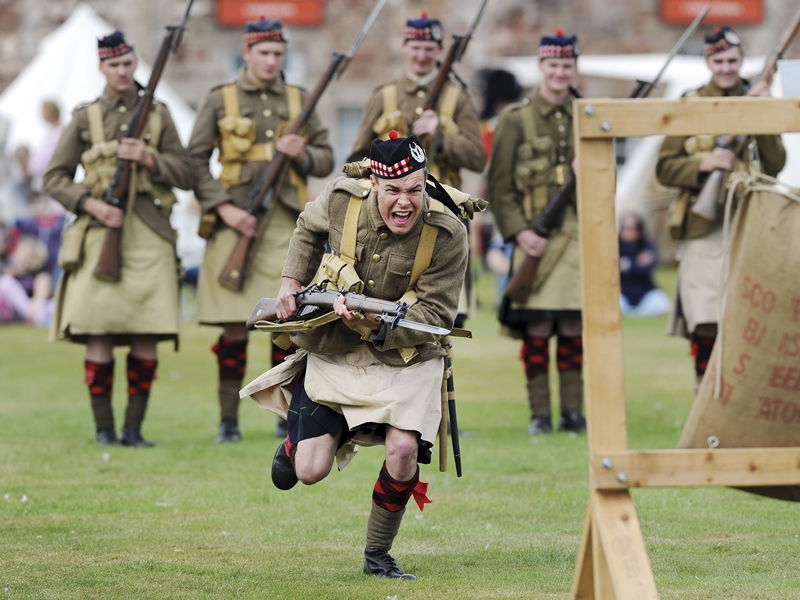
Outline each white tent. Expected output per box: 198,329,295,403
493,54,799,215
0,2,204,267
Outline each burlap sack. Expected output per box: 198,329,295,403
679,176,800,501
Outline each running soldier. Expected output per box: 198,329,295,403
242,131,471,579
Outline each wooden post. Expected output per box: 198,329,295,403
570,96,800,598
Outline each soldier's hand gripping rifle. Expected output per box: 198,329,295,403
419,0,488,165
245,284,451,336
691,6,800,223
218,0,388,292
503,5,711,304
93,0,194,282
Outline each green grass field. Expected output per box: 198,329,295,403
2,271,799,599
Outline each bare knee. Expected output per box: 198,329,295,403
294,435,338,485
385,428,419,480
295,459,333,485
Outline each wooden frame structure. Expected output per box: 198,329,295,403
571,96,800,599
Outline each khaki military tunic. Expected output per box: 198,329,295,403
189,72,334,324
43,87,193,345
487,90,580,317
656,79,786,336
347,74,486,188
241,176,469,456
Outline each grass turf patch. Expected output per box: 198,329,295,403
1,271,799,598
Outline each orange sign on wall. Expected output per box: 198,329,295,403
660,0,764,25
216,0,325,27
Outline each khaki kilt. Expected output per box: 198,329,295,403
510,210,582,311
196,200,297,324
241,343,444,466
52,211,179,345
667,227,724,337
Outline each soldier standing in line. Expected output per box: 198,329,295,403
241,131,471,579
188,18,334,443
487,31,586,435
43,31,193,446
347,13,485,327
656,26,785,387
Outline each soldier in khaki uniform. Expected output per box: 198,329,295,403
43,31,193,447
656,26,785,385
241,132,470,579
188,18,334,443
347,14,485,326
487,31,585,435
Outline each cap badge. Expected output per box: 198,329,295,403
409,142,425,163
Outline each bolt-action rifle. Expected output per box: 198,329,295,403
93,0,194,282
420,0,488,165
691,6,800,223
217,0,387,292
245,284,451,337
504,5,711,304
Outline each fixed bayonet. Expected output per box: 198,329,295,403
332,0,388,80
378,315,451,337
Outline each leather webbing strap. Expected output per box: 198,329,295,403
86,103,105,145
285,84,307,209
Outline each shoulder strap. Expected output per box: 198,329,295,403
407,198,443,291
285,85,302,122
221,83,240,118
520,101,537,143
381,84,398,115
86,102,105,145
438,85,460,121
146,104,163,148
340,181,372,266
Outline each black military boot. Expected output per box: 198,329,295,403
121,427,155,447
271,439,298,490
558,369,585,432
216,418,241,443
528,412,552,435
363,548,416,580
558,409,587,433
96,428,119,445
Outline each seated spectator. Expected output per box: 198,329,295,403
12,192,66,282
618,213,671,317
0,235,54,326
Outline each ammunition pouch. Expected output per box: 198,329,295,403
58,213,92,272
310,253,365,294
669,187,728,241
373,111,408,139
81,140,120,198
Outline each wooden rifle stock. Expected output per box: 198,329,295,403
218,0,389,291
93,0,193,282
692,5,800,223
503,173,575,303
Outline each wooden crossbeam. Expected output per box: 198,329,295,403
590,449,800,490
575,97,800,139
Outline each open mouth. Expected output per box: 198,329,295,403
392,210,413,226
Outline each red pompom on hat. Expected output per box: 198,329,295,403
388,129,399,140
421,11,428,18
556,28,564,36
713,26,721,34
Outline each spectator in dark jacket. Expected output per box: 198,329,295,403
619,213,671,317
